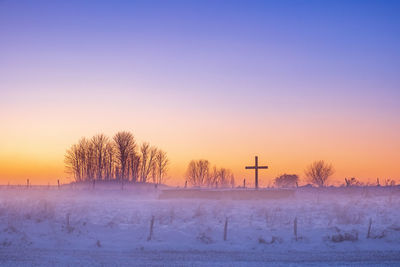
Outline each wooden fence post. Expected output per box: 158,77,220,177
147,216,155,241
66,213,73,233
367,218,372,238
223,217,228,241
66,213,70,228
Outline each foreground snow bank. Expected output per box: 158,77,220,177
0,185,399,265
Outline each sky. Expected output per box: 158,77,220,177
1,0,400,186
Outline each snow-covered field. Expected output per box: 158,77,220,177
1,184,400,266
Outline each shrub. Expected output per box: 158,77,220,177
274,174,299,188
344,177,362,187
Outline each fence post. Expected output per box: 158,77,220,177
147,216,155,241
223,217,228,241
367,218,372,238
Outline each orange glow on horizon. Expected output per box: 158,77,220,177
1,117,399,186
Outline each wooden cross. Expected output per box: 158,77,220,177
245,156,268,189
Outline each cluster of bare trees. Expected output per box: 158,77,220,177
184,159,333,189
275,160,398,188
65,131,168,184
274,161,334,188
186,159,235,188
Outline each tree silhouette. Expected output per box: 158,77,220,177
113,131,136,181
274,174,299,188
78,137,95,180
218,168,234,188
139,142,157,183
65,132,169,184
91,134,108,180
65,144,82,182
186,160,234,188
129,152,140,183
305,160,334,187
155,149,168,184
187,160,210,186
104,141,115,180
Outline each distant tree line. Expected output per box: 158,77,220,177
274,160,334,188
273,160,397,188
186,159,235,188
64,131,168,184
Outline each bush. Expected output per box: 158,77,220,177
344,177,362,187
274,174,299,188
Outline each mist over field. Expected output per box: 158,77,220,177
1,184,400,266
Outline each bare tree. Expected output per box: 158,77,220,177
187,161,233,188
218,168,234,188
186,160,198,186
305,160,334,187
230,175,235,188
113,131,136,181
65,138,99,182
207,166,219,187
77,137,95,181
186,159,210,187
151,161,157,184
65,144,82,182
155,149,168,184
274,174,299,188
104,141,115,180
91,134,108,180
129,153,140,183
139,142,157,183
76,138,88,181
139,143,149,182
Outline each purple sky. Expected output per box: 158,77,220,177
1,0,400,184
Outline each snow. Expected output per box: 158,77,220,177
1,184,400,266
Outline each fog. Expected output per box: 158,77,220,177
1,184,400,265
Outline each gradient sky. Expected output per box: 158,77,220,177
1,0,400,186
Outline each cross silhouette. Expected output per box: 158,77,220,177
245,156,268,189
